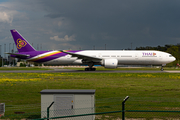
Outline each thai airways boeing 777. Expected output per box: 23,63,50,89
7,29,176,71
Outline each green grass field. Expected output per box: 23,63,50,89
0,67,50,71
0,67,180,119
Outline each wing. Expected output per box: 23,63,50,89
60,50,102,62
6,53,30,57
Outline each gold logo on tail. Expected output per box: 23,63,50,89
16,38,27,49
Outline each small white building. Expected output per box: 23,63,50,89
0,103,5,117
40,89,95,120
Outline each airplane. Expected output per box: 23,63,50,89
7,29,176,71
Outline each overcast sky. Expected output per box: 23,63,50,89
0,0,180,55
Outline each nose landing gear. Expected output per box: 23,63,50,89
161,66,164,71
161,64,166,71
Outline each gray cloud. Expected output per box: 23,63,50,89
39,0,180,48
44,13,63,19
0,0,180,55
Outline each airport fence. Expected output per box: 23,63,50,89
1,97,180,120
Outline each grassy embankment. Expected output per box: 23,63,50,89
0,67,50,71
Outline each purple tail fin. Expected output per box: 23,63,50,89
10,29,36,53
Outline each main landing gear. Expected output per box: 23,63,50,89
85,68,96,71
84,62,96,71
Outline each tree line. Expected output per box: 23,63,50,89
136,44,180,66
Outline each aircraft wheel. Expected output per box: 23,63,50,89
85,68,96,71
161,67,164,71
92,68,96,71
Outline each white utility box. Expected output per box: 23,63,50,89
0,103,5,117
40,89,95,120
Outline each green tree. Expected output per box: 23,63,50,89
166,45,179,66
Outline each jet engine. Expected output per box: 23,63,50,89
102,59,118,68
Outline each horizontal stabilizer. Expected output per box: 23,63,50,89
6,53,30,57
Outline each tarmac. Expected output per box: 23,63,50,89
0,69,180,73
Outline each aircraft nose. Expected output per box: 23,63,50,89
172,56,176,62
171,56,176,62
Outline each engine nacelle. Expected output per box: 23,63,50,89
102,59,118,68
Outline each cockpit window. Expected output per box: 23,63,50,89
169,55,173,57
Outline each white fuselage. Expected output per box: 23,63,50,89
43,50,176,66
